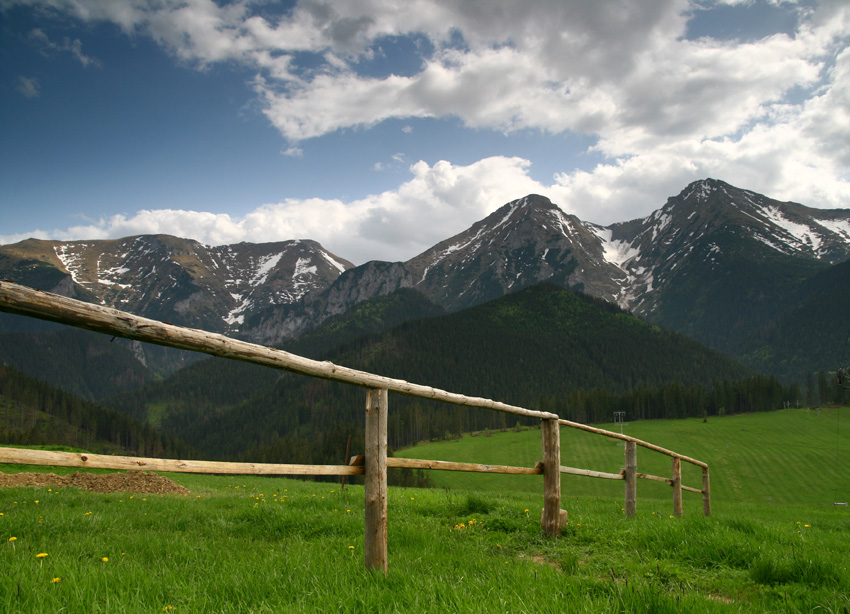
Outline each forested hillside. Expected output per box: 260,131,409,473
0,365,192,457
0,328,155,400
736,259,850,381
108,284,761,464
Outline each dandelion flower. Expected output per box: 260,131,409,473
8,537,16,542
804,524,810,528
102,557,109,562
36,553,48,559
51,577,61,583
85,512,92,516
348,546,355,550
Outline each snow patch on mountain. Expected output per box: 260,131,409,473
681,179,718,203
755,206,823,252
54,244,88,285
813,217,850,241
321,251,348,273
250,252,284,286
589,227,640,268
224,292,252,326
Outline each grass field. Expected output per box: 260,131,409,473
397,407,850,509
2,408,849,613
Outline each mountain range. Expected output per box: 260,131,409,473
2,178,849,383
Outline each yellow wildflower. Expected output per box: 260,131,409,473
36,553,48,558
8,536,16,542
51,578,61,583
102,557,109,562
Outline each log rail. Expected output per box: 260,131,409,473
0,280,712,572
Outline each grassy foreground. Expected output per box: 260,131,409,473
1,409,849,613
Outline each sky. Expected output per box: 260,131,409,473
0,0,848,265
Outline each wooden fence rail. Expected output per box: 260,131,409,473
0,280,711,572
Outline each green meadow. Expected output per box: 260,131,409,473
2,408,849,613
397,407,850,509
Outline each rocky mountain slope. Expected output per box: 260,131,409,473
2,179,848,379
0,235,353,334
246,179,850,349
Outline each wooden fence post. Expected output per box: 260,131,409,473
541,418,561,536
671,456,683,517
702,466,711,517
624,441,637,517
364,388,388,574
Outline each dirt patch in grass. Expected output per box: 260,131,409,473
0,471,190,495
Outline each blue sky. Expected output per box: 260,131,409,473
1,0,848,264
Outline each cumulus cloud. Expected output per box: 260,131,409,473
4,0,848,248
0,157,557,263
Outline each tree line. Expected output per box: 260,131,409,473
0,365,192,458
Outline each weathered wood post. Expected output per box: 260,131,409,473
671,456,683,517
624,441,637,517
364,388,388,574
702,466,711,517
541,418,562,536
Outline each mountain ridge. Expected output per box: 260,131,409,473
2,178,849,381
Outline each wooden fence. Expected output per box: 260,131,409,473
0,280,710,573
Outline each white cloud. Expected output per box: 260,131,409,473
281,146,304,158
0,157,555,263
4,0,848,241
29,28,101,67
15,76,40,98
